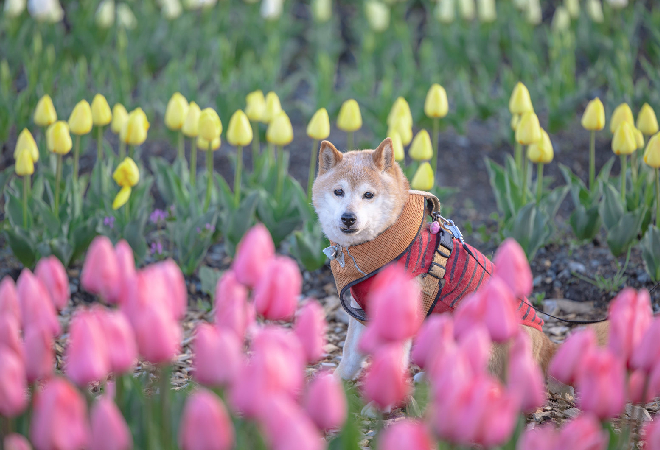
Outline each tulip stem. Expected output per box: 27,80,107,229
97,126,104,163
620,154,627,204
191,138,197,187
432,117,440,181
128,145,135,160
521,146,529,204
631,149,639,186
347,131,354,151
655,168,659,228
159,365,172,450
119,141,126,160
267,142,275,163
276,145,284,201
589,130,595,191
536,163,544,204
204,143,214,212
23,176,28,227
307,139,318,203
115,373,125,415
74,134,81,187
177,132,184,161
515,142,522,174
54,154,62,214
252,121,260,163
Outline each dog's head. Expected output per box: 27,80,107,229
311,138,410,247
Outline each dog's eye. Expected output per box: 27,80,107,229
334,189,344,197
363,192,374,199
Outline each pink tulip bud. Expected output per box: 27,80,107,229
608,288,652,368
457,324,492,375
214,271,251,340
549,328,597,386
492,238,532,298
304,371,347,432
507,331,546,413
132,301,182,365
192,323,242,388
81,236,120,301
111,240,136,305
97,309,137,375
258,395,324,450
643,415,660,450
24,326,54,383
35,256,69,311
646,364,660,402
151,259,187,320
65,309,111,386
516,424,558,450
0,276,20,323
628,370,654,404
632,318,660,373
4,434,32,450
232,223,275,288
576,347,626,420
555,413,608,450
253,256,301,321
90,396,132,450
378,420,434,450
0,315,24,363
428,345,471,398
0,345,28,417
294,300,327,364
362,344,411,410
16,269,60,337
179,389,234,450
411,314,454,369
31,377,90,450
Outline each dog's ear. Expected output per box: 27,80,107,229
318,140,343,176
372,137,394,172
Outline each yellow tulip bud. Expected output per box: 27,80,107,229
117,3,137,29
388,97,413,129
111,104,128,135
197,136,222,151
4,0,26,18
337,99,362,132
527,129,554,164
227,110,253,146
14,128,39,162
266,111,294,146
68,100,93,135
565,0,579,18
409,130,433,161
526,0,542,24
458,0,475,20
477,0,496,23
161,0,182,19
15,147,34,177
516,112,542,145
96,0,114,28
246,90,266,122
91,94,112,127
113,157,140,188
644,134,660,168
552,6,571,32
610,103,634,135
435,0,455,23
586,0,603,23
390,132,405,161
513,0,528,9
307,108,330,140
47,121,72,155
411,162,434,191
612,122,637,155
581,98,605,131
182,102,202,137
511,114,520,131
312,0,332,23
122,108,150,146
165,92,189,131
425,84,448,118
198,108,222,142
34,94,57,127
387,121,413,146
509,82,534,115
365,1,390,32
637,103,658,136
112,186,132,210
634,128,644,149
263,92,282,123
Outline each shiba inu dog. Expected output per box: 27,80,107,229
311,137,608,383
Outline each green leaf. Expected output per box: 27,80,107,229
600,183,625,231
69,218,99,265
641,226,660,282
199,265,223,297
4,227,37,268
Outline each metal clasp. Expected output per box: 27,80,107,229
433,213,465,243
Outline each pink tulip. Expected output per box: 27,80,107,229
411,314,454,369
258,395,324,450
632,317,660,373
294,300,327,364
457,324,492,375
516,424,558,450
232,223,275,288
362,344,411,410
81,236,120,301
507,331,546,412
90,396,132,450
555,413,608,450
253,256,301,321
65,309,110,386
4,434,32,450
646,364,660,402
179,389,234,450
192,323,242,387
16,269,60,337
492,238,532,298
111,240,136,305
214,271,251,340
149,259,187,320
576,347,626,420
24,325,54,383
35,255,69,310
132,301,182,365
549,328,597,386
0,345,27,417
427,344,472,398
643,416,660,450
0,315,24,363
0,276,20,322
628,369,654,404
228,359,265,418
304,371,347,432
31,377,90,450
378,420,434,450
97,309,137,374
608,288,652,368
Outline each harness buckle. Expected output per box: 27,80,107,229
433,214,465,244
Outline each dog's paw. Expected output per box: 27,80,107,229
360,402,391,418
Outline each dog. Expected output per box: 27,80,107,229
311,137,609,385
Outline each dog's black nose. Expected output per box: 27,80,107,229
341,213,356,227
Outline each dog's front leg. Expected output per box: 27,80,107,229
335,312,367,381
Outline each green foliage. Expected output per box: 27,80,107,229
641,226,660,283
600,183,646,257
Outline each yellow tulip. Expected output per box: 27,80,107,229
516,112,542,145
565,0,579,17
117,3,137,29
365,1,390,32
390,132,405,161
610,103,634,134
111,104,128,134
509,82,534,115
113,157,140,187
409,130,433,161
15,147,34,177
227,110,253,146
458,0,475,20
411,162,434,191
612,121,637,155
387,122,413,147
197,136,222,151
182,102,201,137
121,108,150,146
34,94,57,127
312,0,332,23
246,90,266,122
198,108,223,142
511,114,520,131
527,129,554,164
14,128,39,162
47,121,72,155
526,0,542,24
307,108,330,140
165,92,189,131
263,92,282,123
581,98,605,131
387,97,413,129
634,128,644,149
644,134,660,168
477,0,496,23
637,103,658,136
96,0,115,28
586,0,603,23
113,186,132,210
425,84,448,118
552,6,570,32
267,111,294,146
91,94,112,127
68,100,93,135
337,99,362,132
435,0,455,23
